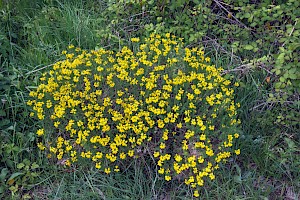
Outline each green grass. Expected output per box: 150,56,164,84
0,0,299,199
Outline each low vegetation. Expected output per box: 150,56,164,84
0,0,299,199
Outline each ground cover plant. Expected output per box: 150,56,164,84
0,0,299,199
27,34,241,198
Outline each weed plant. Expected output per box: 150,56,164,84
27,33,241,197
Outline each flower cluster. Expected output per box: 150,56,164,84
27,33,240,197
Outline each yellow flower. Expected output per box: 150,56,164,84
131,37,140,42
36,129,44,136
158,168,164,174
37,142,46,150
95,162,101,169
194,190,200,197
114,166,120,172
209,173,215,180
205,57,210,62
177,123,183,128
120,152,126,159
165,175,171,181
206,148,214,156
198,156,204,164
159,142,166,149
128,150,134,157
174,154,182,162
153,151,160,158
162,130,169,141
104,167,111,174
200,134,206,141
54,121,60,128
172,105,179,112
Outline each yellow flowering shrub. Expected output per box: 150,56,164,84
27,33,240,197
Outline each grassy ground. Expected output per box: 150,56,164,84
0,0,299,199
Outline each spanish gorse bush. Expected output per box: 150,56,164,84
27,33,240,197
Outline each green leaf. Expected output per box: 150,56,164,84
189,35,195,42
30,172,39,177
244,13,251,18
275,69,281,75
6,126,14,130
7,172,23,182
0,186,4,194
289,68,297,74
248,15,253,22
0,110,5,117
0,168,8,181
0,119,10,127
289,73,297,80
277,53,285,63
253,47,259,52
274,82,281,89
31,163,39,170
12,146,20,153
233,175,242,184
233,164,242,183
284,138,296,149
23,159,30,166
244,45,254,50
279,77,285,82
17,163,25,169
